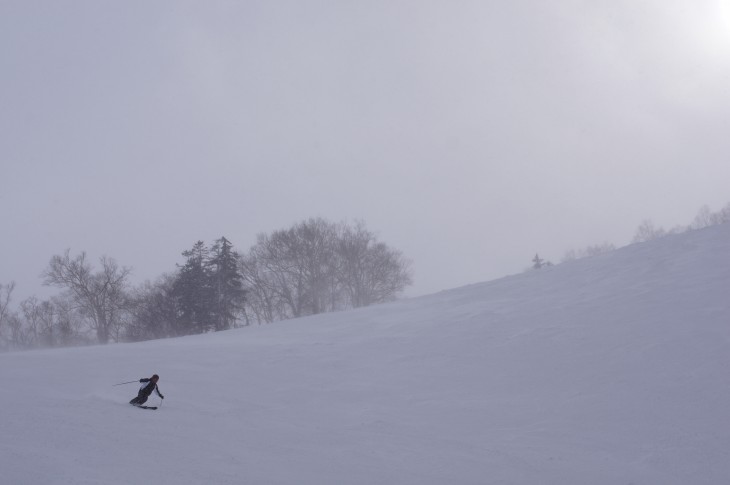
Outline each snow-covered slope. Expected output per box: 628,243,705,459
2,224,729,485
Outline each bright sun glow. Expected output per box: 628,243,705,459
696,0,730,57
717,0,730,40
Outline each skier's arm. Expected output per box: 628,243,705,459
156,385,164,399
140,378,150,383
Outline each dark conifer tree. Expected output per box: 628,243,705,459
532,253,544,269
208,237,246,330
173,241,214,334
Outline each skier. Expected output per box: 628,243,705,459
129,374,164,406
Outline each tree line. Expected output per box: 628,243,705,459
540,202,730,268
0,218,412,350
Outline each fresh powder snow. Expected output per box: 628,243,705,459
1,223,729,484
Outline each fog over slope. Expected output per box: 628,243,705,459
1,223,729,484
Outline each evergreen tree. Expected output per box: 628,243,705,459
532,253,544,269
208,237,246,330
532,253,553,269
173,241,214,334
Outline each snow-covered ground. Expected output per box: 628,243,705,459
2,224,729,485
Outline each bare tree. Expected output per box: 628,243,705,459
19,297,42,347
291,218,340,315
690,205,715,230
716,202,730,224
690,203,730,229
43,250,131,344
562,242,616,262
126,274,179,341
22,298,59,347
632,219,666,243
6,313,30,349
337,221,412,307
52,295,87,347
250,218,339,318
0,282,16,348
239,250,283,324
241,219,413,321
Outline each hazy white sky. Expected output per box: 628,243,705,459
2,0,729,301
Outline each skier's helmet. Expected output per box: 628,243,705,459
152,374,159,381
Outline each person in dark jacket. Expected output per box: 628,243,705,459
129,374,164,406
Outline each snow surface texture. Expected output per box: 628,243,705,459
1,224,729,485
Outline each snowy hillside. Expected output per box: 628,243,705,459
2,224,729,485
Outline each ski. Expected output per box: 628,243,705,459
133,405,158,410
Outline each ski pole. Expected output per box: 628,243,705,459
113,380,139,386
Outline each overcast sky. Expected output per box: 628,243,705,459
2,0,729,302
